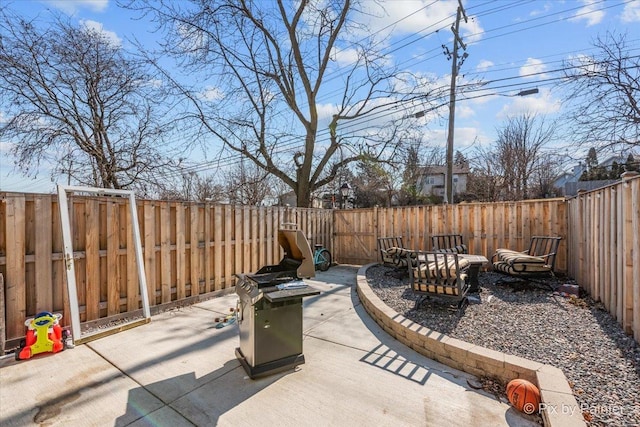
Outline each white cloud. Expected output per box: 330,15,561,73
355,1,485,43
365,0,456,35
330,46,360,66
455,127,484,149
566,53,601,74
456,104,475,119
460,14,484,44
420,126,482,152
315,103,339,121
0,140,14,154
200,86,224,102
530,2,553,17
519,58,547,79
146,79,163,89
570,0,605,26
476,60,494,72
81,20,121,46
621,1,640,22
43,0,108,14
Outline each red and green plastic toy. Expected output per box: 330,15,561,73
15,312,66,360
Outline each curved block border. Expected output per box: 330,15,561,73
356,264,586,427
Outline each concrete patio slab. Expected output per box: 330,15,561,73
0,265,539,427
0,345,164,426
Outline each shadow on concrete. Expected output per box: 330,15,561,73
359,343,433,385
114,359,286,426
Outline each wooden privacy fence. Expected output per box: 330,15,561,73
1,175,639,351
566,173,640,342
333,198,568,272
0,192,332,351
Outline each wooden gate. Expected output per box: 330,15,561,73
332,209,378,265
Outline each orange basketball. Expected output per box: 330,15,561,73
506,379,540,414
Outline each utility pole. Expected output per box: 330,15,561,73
444,0,468,204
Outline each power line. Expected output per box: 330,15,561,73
7,0,637,187
167,50,640,179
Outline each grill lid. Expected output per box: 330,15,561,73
238,223,315,288
276,224,315,279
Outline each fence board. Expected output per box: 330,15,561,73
616,186,624,322
234,208,242,280
126,202,138,312
143,201,156,306
632,179,640,343
159,202,171,304
34,196,53,312
244,206,252,273
213,205,223,291
204,205,212,293
5,196,26,338
176,204,186,300
224,206,234,288
107,201,120,316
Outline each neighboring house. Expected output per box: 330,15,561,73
554,155,631,196
553,163,585,194
416,164,470,199
564,179,620,196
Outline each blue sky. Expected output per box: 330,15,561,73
1,0,639,193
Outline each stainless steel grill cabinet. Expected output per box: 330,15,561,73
235,224,320,379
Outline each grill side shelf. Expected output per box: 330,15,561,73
264,286,320,303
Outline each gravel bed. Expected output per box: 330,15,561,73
366,264,640,427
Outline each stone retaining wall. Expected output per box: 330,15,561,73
356,264,586,427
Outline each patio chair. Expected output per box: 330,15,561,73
431,234,468,254
377,236,416,268
491,236,562,281
408,251,471,309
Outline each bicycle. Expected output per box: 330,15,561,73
313,243,332,271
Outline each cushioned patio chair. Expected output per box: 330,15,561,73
408,251,471,309
431,234,468,254
377,236,416,268
491,236,562,280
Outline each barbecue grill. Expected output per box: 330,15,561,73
235,223,320,379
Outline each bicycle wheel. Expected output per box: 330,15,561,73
317,249,332,271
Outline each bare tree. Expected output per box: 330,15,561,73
492,114,555,201
158,172,227,202
562,32,639,150
125,0,424,207
467,144,502,202
224,161,274,206
529,152,563,198
0,9,179,194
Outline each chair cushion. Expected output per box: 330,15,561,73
393,257,414,267
493,261,551,275
413,257,470,279
386,247,416,258
412,273,468,295
437,244,468,254
382,247,417,267
495,249,546,264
